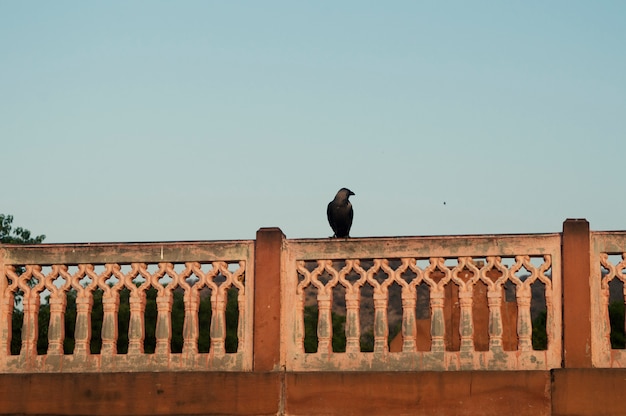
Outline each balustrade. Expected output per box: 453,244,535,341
1,221,626,374
0,242,254,372
284,234,562,371
591,231,626,367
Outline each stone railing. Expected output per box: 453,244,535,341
283,234,562,371
0,220,625,376
0,241,255,372
591,230,626,367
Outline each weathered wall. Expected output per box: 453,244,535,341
285,371,551,416
552,369,626,416
2,370,626,415
0,372,281,416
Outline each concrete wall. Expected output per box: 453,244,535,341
1,370,625,415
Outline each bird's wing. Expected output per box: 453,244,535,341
327,202,337,231
347,202,354,228
340,202,353,236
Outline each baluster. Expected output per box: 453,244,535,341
74,294,92,356
47,294,66,355
401,289,417,352
127,293,145,355
317,292,333,354
101,295,119,356
71,265,94,357
430,290,445,352
19,267,42,362
152,263,174,357
182,291,199,355
43,266,67,357
210,289,226,356
516,285,532,351
345,291,360,353
373,290,388,353
458,288,474,352
487,288,504,350
155,294,172,355
22,289,40,359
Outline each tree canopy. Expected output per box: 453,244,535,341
0,214,45,244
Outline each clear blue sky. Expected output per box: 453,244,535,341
2,1,625,243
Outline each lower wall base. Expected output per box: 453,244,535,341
0,369,625,415
0,372,282,416
552,368,626,416
286,371,551,416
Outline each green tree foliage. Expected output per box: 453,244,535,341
224,288,240,352
10,309,23,354
0,214,45,244
609,300,625,349
532,311,548,350
359,331,374,353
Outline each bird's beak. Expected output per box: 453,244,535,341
350,191,355,196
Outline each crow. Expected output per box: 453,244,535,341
327,188,355,238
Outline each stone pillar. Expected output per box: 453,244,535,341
253,227,285,371
562,219,592,368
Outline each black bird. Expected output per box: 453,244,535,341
327,188,355,238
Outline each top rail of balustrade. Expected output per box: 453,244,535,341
287,233,562,259
1,240,254,265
